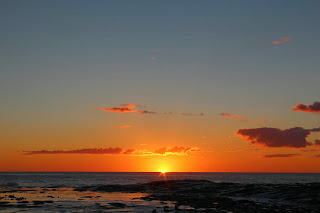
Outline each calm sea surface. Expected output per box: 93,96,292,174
1,172,320,188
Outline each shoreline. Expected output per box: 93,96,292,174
1,180,319,212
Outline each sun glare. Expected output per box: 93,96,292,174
161,170,166,174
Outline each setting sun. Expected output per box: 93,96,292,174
161,170,166,174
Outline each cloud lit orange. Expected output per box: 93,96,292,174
291,101,320,113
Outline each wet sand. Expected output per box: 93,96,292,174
1,180,320,212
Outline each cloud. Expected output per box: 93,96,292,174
220,113,248,122
23,148,123,155
315,140,320,146
263,154,301,158
236,127,317,148
181,113,204,116
273,37,292,44
154,147,167,155
224,148,263,153
313,154,320,158
233,115,248,122
122,149,135,154
220,113,232,118
97,107,135,113
121,104,137,108
154,146,195,155
114,125,132,128
97,103,204,117
22,146,200,157
291,102,320,113
137,110,158,114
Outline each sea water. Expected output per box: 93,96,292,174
1,172,320,188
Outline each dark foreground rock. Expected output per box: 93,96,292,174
75,180,320,212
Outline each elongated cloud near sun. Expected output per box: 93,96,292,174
22,146,198,156
291,101,320,113
236,127,320,148
263,154,301,158
154,146,194,155
22,148,124,155
272,37,292,44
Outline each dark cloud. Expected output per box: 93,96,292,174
97,107,134,113
263,154,301,158
224,148,263,153
137,110,158,114
236,127,316,148
181,113,204,116
292,102,320,113
315,140,320,146
313,154,320,158
23,148,123,155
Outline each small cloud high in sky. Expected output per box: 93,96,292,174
272,37,292,44
292,101,320,113
220,113,248,122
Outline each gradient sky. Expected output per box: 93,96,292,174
1,0,320,172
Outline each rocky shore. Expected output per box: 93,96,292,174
75,179,320,212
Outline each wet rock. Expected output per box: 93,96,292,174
33,200,45,205
0,201,10,205
108,202,126,208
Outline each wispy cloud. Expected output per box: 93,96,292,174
97,103,204,117
220,113,248,122
263,154,300,158
272,37,292,44
292,101,320,113
224,148,263,153
236,127,320,148
181,113,204,116
137,110,158,114
23,148,123,155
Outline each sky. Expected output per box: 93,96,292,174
1,0,320,172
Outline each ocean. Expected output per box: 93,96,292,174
1,172,320,212
1,172,320,188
